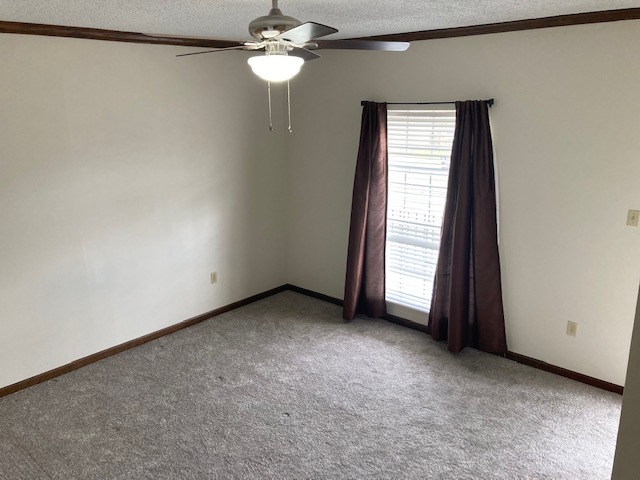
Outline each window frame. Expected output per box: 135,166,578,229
385,105,456,324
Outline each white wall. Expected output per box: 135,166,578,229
0,34,288,389
2,20,638,391
286,21,640,386
612,285,640,478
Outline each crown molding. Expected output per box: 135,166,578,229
360,8,640,42
0,20,239,48
0,8,639,48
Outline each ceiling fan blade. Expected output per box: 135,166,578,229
314,39,410,52
275,22,338,44
288,47,321,62
176,45,247,57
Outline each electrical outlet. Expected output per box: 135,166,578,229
566,321,578,337
627,210,639,227
210,272,218,284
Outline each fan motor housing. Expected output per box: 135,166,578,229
248,7,301,40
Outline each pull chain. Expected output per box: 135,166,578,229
287,80,293,133
267,81,273,132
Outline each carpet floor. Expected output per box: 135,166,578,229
0,291,622,479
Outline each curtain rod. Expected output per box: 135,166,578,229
360,99,494,107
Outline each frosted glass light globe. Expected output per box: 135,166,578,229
247,55,304,82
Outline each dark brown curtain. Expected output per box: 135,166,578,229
343,102,388,320
428,100,507,354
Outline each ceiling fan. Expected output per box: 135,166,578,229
177,0,410,83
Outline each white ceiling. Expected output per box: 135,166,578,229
0,0,638,41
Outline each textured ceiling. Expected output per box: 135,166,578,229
0,0,639,40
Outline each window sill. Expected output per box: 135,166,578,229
386,302,428,326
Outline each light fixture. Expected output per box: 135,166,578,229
247,54,304,82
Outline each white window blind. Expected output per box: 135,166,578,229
385,108,456,312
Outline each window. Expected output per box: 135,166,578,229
385,107,456,322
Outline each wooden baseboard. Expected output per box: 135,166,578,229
505,352,623,395
284,284,344,306
285,284,428,334
285,285,624,395
1,283,624,397
0,285,288,398
382,313,430,334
